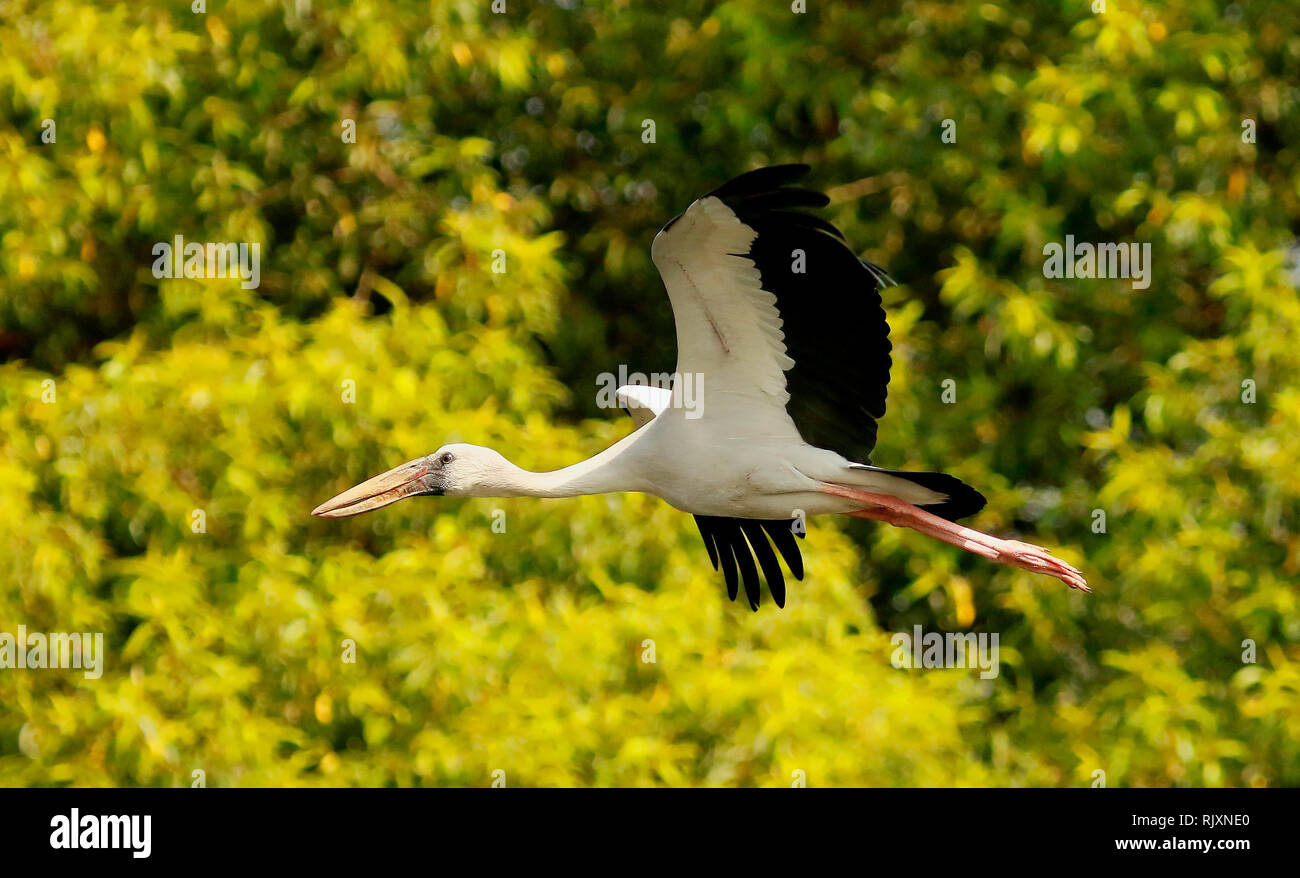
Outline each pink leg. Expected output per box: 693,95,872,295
821,484,1090,593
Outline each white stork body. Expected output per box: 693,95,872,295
314,166,1087,609
605,407,936,520
610,384,944,518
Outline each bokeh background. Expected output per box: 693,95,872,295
1,0,1297,787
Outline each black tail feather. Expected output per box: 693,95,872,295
853,466,987,522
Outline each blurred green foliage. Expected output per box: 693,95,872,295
1,0,1297,786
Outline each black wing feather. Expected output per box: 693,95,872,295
739,189,831,212
740,521,786,609
761,210,847,240
693,516,720,570
692,516,803,610
715,525,740,601
726,527,762,611
760,520,805,580
706,166,893,466
709,164,813,199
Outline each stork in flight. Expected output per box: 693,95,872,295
313,165,1088,609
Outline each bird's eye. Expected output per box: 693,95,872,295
440,452,454,465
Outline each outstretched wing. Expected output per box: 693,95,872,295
651,165,892,609
651,163,893,461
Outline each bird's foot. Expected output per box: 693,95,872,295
987,538,1090,593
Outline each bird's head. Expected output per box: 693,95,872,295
311,443,518,517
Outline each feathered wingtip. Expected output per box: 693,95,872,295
693,515,804,611
708,164,813,198
706,164,848,242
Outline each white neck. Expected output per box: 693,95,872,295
480,430,646,499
